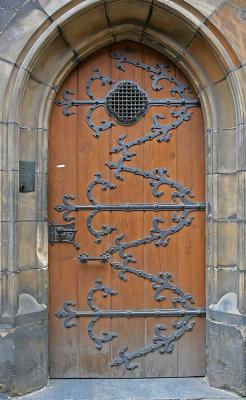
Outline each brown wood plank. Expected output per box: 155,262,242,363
76,49,112,377
110,41,146,378
48,69,79,377
48,41,205,379
175,67,205,376
142,47,179,377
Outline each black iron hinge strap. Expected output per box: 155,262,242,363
57,97,199,108
55,202,206,212
61,308,206,319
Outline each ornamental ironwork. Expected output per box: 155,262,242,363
56,273,205,370
105,80,148,125
52,47,206,370
56,47,199,138
48,221,80,249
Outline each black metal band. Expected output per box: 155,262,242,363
56,274,206,370
54,47,206,371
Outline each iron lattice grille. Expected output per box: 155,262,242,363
105,80,148,125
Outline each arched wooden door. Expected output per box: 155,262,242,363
48,42,205,378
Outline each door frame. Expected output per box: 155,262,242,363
1,0,245,396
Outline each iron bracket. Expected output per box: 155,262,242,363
48,221,80,249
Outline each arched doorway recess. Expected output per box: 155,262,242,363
1,0,245,396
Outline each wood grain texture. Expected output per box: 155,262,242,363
48,42,205,378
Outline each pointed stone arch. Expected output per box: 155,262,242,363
0,0,245,396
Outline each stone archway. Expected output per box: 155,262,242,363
0,0,245,396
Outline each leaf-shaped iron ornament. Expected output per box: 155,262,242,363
55,273,205,370
55,48,199,138
53,48,206,371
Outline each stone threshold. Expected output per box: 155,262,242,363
3,378,242,400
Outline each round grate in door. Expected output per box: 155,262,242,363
105,80,148,125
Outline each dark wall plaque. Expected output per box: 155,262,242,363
19,161,35,193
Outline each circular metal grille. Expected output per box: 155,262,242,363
106,80,148,125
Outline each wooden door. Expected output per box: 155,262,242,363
48,42,205,378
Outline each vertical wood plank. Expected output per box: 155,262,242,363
175,67,205,376
48,42,205,378
77,49,112,377
48,69,79,377
110,41,146,378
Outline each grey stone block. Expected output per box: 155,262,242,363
0,1,48,64
18,268,48,306
207,319,246,396
217,222,238,266
9,377,242,399
0,1,27,7
18,221,37,269
217,173,238,220
0,321,48,396
216,129,237,173
0,8,16,33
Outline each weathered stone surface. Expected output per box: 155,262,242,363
31,36,73,87
0,123,19,171
207,319,246,396
206,221,217,268
0,59,16,121
18,268,48,306
0,170,18,222
19,127,37,162
18,221,37,269
0,0,245,397
0,1,49,64
19,77,52,128
0,271,19,316
18,191,37,221
217,222,238,266
204,79,236,130
36,221,48,269
206,268,239,307
217,173,238,220
39,0,72,17
208,2,246,65
0,1,28,7
149,3,196,48
106,0,151,26
188,37,226,85
172,0,226,19
0,7,16,32
0,326,15,394
0,222,17,272
216,129,237,173
61,4,109,52
37,130,48,173
0,321,48,395
7,377,242,399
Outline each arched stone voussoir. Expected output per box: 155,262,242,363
6,0,241,132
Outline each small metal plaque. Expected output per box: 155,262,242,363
19,161,35,193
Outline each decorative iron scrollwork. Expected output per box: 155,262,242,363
56,48,199,138
54,166,205,256
105,80,148,125
55,273,205,369
110,47,194,98
48,221,80,249
54,47,206,371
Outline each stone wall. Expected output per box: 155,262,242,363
0,0,245,396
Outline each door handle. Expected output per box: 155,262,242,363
78,252,110,263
